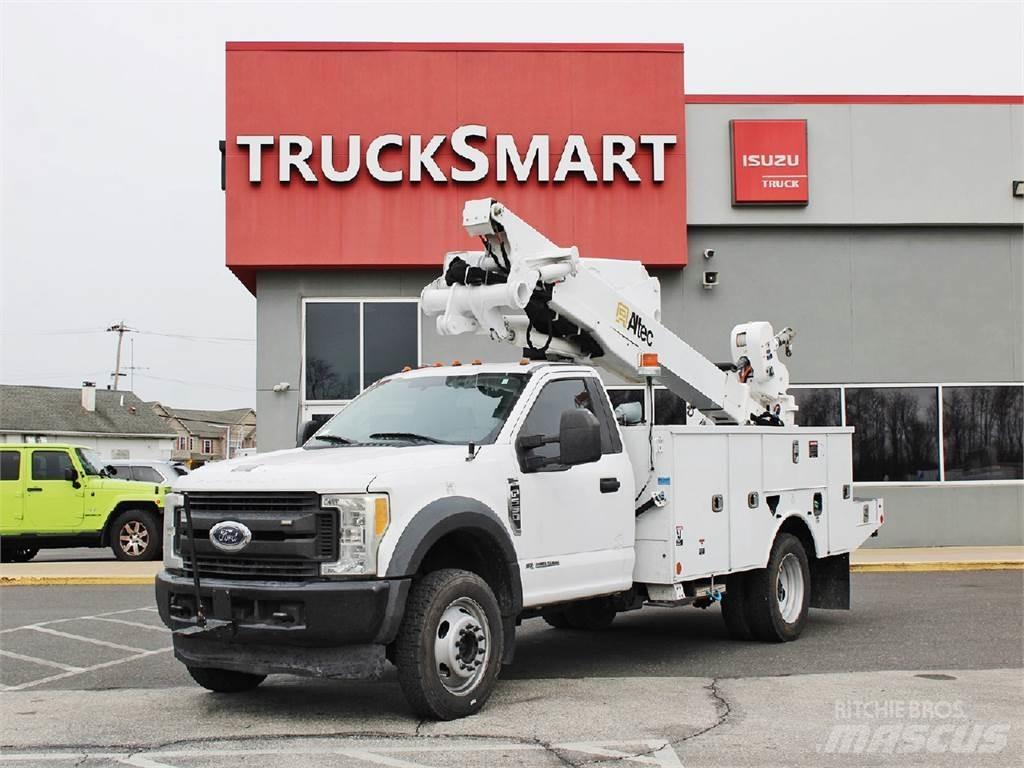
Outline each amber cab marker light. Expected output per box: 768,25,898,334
472,359,482,365
432,361,443,367
452,360,462,366
401,366,412,372
640,353,659,368
519,358,530,365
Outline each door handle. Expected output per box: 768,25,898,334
600,477,620,494
27,487,43,492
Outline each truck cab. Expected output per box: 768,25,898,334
0,443,168,562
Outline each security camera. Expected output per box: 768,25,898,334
702,271,719,289
703,248,715,260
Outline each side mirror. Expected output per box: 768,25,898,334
558,408,602,466
64,467,81,489
297,419,320,447
104,465,118,477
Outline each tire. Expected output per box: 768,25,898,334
187,666,266,693
110,509,162,561
542,609,573,629
744,533,811,642
721,571,753,640
564,598,617,630
0,543,39,563
394,568,503,720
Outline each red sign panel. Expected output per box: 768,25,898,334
730,119,808,205
225,43,687,293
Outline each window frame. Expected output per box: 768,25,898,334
202,439,213,455
301,297,422,406
0,450,21,481
30,449,74,481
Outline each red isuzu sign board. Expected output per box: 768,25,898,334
225,43,687,292
730,119,808,205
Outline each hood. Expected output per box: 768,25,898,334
92,477,163,495
174,444,470,493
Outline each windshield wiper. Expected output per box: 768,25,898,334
313,435,356,444
369,432,445,444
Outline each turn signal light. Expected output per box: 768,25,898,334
640,353,659,368
374,497,390,537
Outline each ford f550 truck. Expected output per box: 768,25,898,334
157,200,882,719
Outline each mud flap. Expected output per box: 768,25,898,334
810,553,850,610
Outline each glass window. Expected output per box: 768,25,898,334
133,466,164,483
607,389,645,425
792,387,842,427
305,300,419,402
313,373,530,447
0,451,20,481
202,439,213,454
31,450,74,481
520,378,604,466
363,302,419,387
654,388,688,426
305,301,360,400
845,387,939,482
943,386,1023,481
176,436,187,450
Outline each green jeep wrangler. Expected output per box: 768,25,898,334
0,444,168,563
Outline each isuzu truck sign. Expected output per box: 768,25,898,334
730,119,808,205
237,126,677,184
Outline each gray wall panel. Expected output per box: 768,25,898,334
686,104,1024,225
858,485,1023,547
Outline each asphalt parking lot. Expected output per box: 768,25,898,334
1,571,1021,766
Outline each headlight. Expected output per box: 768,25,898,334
319,494,389,576
163,492,185,570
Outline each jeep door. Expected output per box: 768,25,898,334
0,449,24,533
25,449,85,532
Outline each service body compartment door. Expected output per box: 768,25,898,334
671,434,729,579
727,434,774,571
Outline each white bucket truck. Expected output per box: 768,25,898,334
157,199,883,719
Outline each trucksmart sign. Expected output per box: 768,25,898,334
237,127,678,184
730,119,808,205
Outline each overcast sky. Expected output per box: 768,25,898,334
2,1,1021,409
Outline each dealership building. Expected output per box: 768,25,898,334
223,42,1023,547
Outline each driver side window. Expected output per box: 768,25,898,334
31,450,74,480
520,378,616,466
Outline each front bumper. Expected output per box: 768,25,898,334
155,570,410,647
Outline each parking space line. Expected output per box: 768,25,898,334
26,625,150,653
0,649,83,673
82,616,168,632
2,647,171,691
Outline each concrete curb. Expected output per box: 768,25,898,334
2,561,1022,586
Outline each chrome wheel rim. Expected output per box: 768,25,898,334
119,520,149,557
434,597,489,695
776,553,804,624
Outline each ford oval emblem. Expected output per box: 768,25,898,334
209,521,252,553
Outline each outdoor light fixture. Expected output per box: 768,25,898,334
1013,180,1024,198
702,271,719,290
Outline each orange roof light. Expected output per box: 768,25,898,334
401,366,412,372
472,359,482,365
451,360,462,366
432,362,443,367
519,358,531,366
640,353,659,368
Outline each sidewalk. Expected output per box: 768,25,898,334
1,547,1021,586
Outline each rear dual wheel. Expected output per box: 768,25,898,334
722,533,810,642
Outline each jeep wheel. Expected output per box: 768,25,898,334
744,533,811,642
394,568,503,720
187,666,266,693
111,509,161,561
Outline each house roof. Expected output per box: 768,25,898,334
0,385,176,437
150,405,255,438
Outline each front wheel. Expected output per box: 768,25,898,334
0,542,39,563
394,568,503,720
110,509,162,561
744,533,811,642
187,666,266,693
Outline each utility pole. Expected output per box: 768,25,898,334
106,321,135,390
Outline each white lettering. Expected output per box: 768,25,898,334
321,135,360,183
554,135,597,182
366,134,404,182
451,125,489,182
640,135,676,182
279,135,317,183
236,135,274,183
409,134,447,182
496,134,549,182
602,135,639,182
743,154,800,168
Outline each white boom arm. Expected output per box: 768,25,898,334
421,199,797,426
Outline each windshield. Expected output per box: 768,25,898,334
310,372,530,447
76,448,104,476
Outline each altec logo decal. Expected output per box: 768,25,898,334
237,126,677,184
731,119,808,205
616,302,654,346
